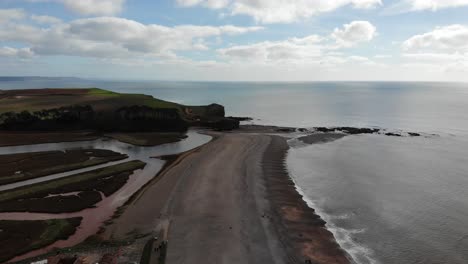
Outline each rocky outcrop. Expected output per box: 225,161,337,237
205,104,225,117
313,127,423,137
195,117,240,131
314,127,380,134
226,116,253,122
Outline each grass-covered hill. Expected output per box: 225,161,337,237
0,88,238,131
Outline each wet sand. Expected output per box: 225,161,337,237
106,132,350,263
264,136,350,264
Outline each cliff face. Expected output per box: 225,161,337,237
112,106,188,132
205,104,225,117
0,89,239,132
0,106,95,131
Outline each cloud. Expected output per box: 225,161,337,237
0,15,263,59
219,21,378,65
30,15,62,24
0,9,26,23
177,0,382,24
26,0,126,16
332,21,377,48
61,0,125,15
177,0,230,9
403,25,468,52
403,52,467,62
0,46,34,58
386,0,468,14
402,25,468,73
218,35,324,63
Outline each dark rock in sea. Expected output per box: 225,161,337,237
226,116,253,122
314,127,380,135
276,127,297,133
314,127,335,133
385,132,402,137
298,133,347,144
313,126,422,138
339,127,380,134
297,128,309,133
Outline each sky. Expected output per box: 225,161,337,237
1,0,468,81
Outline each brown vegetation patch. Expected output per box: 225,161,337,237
0,161,146,213
0,131,99,147
0,218,82,263
0,149,127,185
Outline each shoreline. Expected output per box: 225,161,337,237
263,135,351,264
3,130,352,263
114,131,352,263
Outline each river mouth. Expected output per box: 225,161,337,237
0,130,212,262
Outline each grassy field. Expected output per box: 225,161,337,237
0,218,82,263
0,88,184,114
0,149,128,185
0,160,146,213
0,88,223,120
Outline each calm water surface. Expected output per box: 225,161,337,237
1,80,468,264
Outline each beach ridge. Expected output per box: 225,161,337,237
139,132,352,264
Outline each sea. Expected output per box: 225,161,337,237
1,79,468,264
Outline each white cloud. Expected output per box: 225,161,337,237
403,25,468,52
219,21,378,65
26,0,126,16
218,35,324,63
61,0,125,15
402,25,468,74
352,0,384,9
386,0,468,14
177,0,382,24
0,9,25,23
400,0,468,11
403,52,467,62
374,54,391,59
0,15,263,59
177,0,230,9
332,21,377,48
31,15,62,24
0,46,34,58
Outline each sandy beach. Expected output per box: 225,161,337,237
104,131,350,264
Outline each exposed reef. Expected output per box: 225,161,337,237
312,126,423,137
